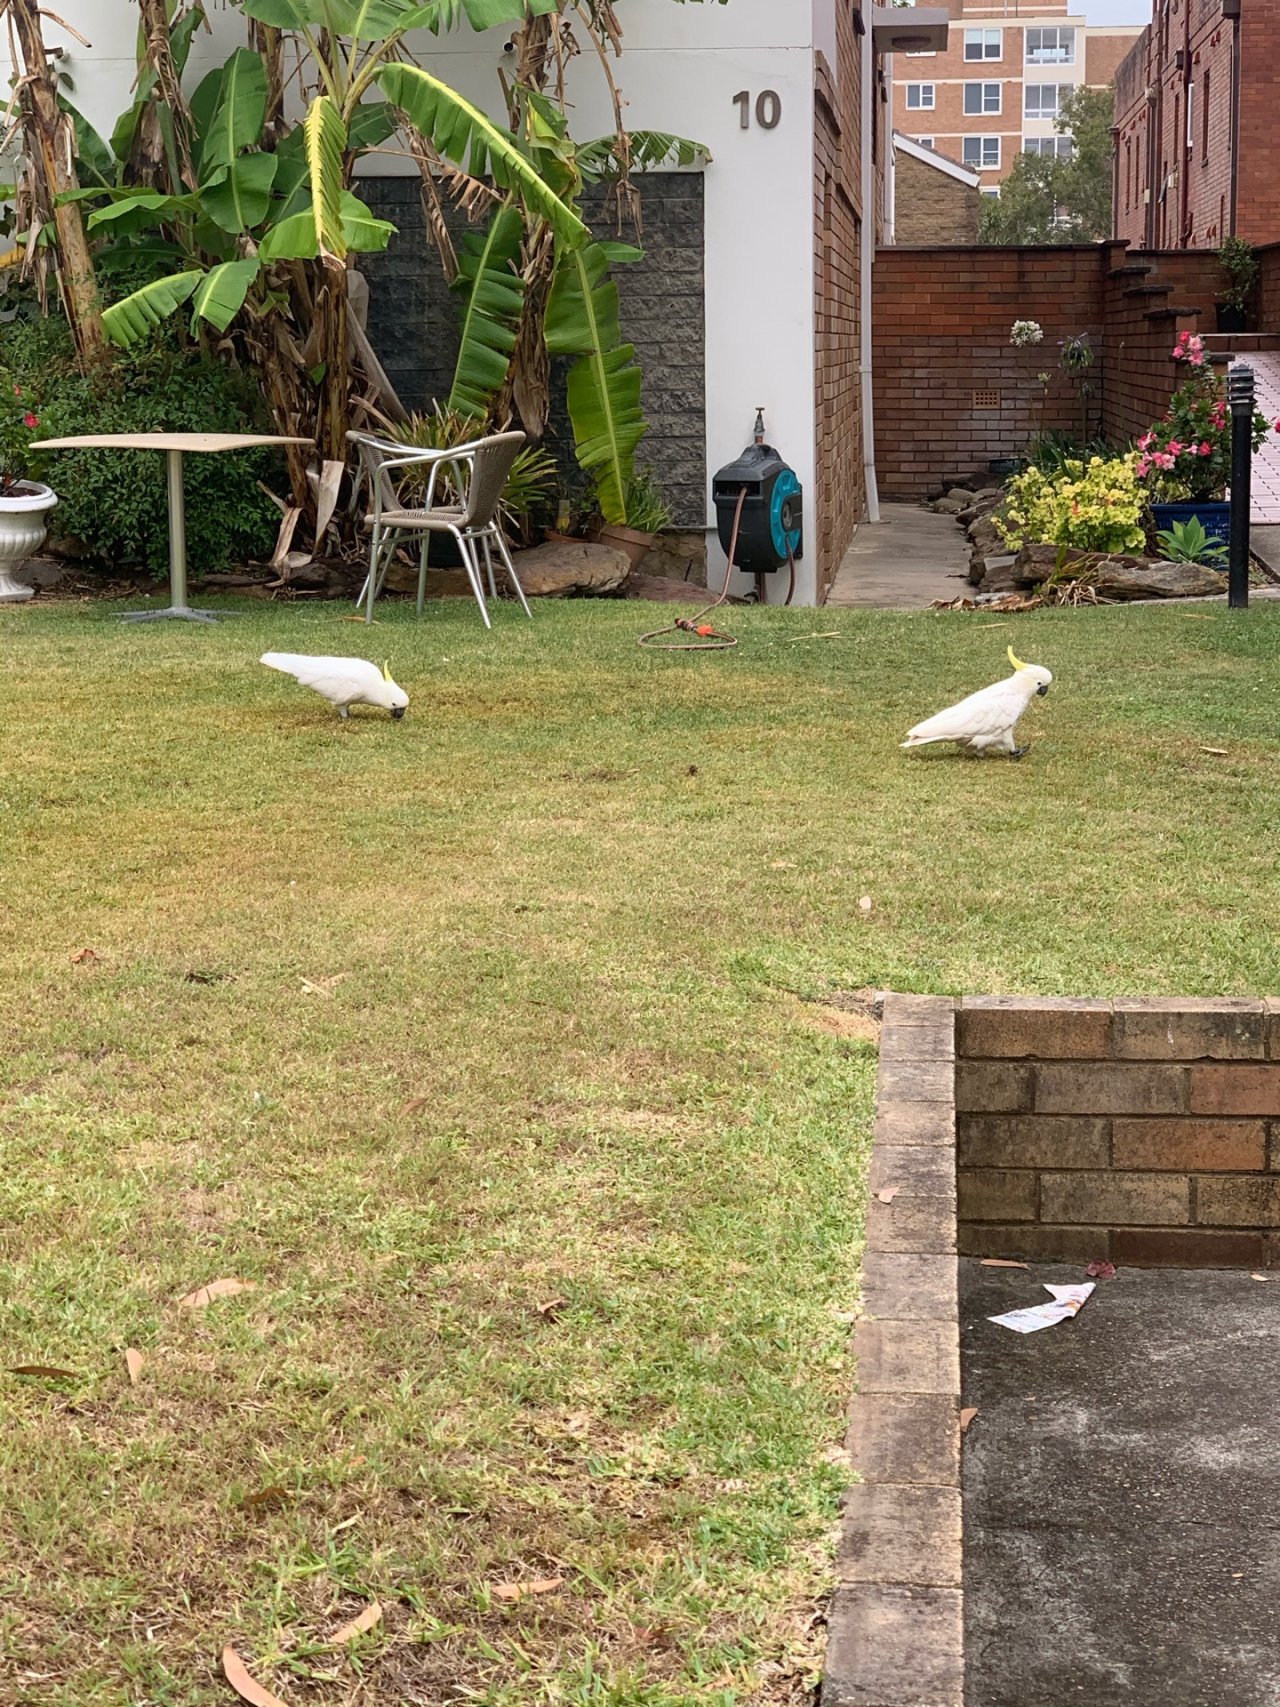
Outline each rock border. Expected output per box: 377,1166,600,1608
823,993,962,1707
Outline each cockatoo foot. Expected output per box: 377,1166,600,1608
1010,744,1029,759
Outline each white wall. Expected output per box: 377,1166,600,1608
13,0,823,604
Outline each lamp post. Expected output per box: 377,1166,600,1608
1227,361,1254,610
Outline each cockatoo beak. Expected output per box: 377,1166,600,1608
391,706,406,719
1036,683,1049,696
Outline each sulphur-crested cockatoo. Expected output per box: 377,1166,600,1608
901,647,1051,758
260,653,409,720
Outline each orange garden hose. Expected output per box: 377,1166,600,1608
637,488,746,651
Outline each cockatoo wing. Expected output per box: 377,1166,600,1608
902,677,1025,746
260,653,382,707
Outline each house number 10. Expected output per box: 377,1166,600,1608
733,90,782,130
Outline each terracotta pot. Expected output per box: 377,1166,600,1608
0,481,57,603
597,523,655,569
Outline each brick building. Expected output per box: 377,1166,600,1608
889,0,1140,199
889,133,983,242
1113,0,1280,249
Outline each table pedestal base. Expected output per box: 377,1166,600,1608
120,605,234,623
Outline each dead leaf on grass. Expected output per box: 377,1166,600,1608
536,1297,569,1319
300,973,348,997
329,1600,382,1644
401,1096,429,1115
491,1576,565,1602
69,947,99,964
124,1348,144,1385
874,1186,900,1204
769,860,796,870
959,1406,979,1434
178,1277,257,1309
979,1258,1029,1269
222,1647,288,1707
243,1485,290,1509
1200,746,1229,757
8,1364,75,1380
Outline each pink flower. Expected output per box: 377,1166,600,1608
1136,456,1151,477
11,385,20,398
1137,431,1154,450
1167,440,1184,456
1155,452,1175,470
1200,441,1212,455
22,413,38,429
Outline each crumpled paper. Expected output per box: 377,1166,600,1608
989,1282,1095,1335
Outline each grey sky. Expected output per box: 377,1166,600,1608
1085,0,1150,26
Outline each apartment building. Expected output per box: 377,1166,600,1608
1113,0,1280,250
889,0,1140,196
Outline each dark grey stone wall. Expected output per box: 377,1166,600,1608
357,172,706,527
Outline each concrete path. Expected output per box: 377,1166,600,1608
962,1259,1280,1707
826,502,971,609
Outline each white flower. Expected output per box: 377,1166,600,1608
1010,320,1044,347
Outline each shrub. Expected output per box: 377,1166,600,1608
1135,332,1273,504
996,453,1147,554
0,308,280,574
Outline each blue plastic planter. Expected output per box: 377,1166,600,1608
1150,500,1230,549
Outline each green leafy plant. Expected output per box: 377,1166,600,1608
1218,236,1260,315
0,369,44,492
1154,516,1228,567
390,403,558,546
996,453,1147,554
1027,430,1110,476
613,470,672,533
1,307,278,570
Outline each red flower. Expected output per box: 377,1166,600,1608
11,385,21,398
22,413,38,429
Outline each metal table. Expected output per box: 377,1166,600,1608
31,432,310,622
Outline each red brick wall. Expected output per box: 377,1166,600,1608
873,241,1226,496
1114,0,1280,249
813,9,869,599
956,998,1280,1269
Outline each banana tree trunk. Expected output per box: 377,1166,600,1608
9,0,105,366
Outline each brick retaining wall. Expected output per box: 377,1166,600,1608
956,997,1280,1268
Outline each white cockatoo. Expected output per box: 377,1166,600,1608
260,653,409,720
901,647,1052,758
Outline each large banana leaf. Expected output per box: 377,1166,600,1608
545,242,647,525
418,0,558,27
200,49,268,178
257,193,393,262
577,129,709,180
240,0,435,31
203,154,278,233
448,204,525,419
339,191,395,252
375,63,586,249
87,192,190,237
101,270,204,346
304,96,348,261
190,257,261,332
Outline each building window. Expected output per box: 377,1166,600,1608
1025,83,1071,120
916,135,935,148
964,28,1002,61
1202,70,1211,160
980,187,1001,200
963,81,1002,115
1186,82,1195,149
905,83,935,110
1023,135,1074,159
963,135,1001,169
905,48,936,56
1025,27,1075,65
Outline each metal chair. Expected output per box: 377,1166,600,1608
348,429,533,628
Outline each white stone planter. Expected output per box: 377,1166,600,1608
0,481,58,603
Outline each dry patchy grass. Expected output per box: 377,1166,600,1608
1,593,1279,1704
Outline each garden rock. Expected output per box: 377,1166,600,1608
974,554,1019,593
510,540,631,598
1093,560,1227,600
1012,543,1096,585
933,492,972,516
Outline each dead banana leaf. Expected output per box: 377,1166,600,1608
124,1348,144,1385
9,1364,75,1380
222,1646,288,1707
329,1600,382,1644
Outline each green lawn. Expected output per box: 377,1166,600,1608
2,593,1278,1706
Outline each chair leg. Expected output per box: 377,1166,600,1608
417,533,429,618
481,534,498,600
357,522,381,618
452,528,491,629
496,532,533,620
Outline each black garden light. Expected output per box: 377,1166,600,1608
1228,361,1254,610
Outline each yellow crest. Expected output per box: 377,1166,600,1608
1007,646,1031,673
382,659,393,682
